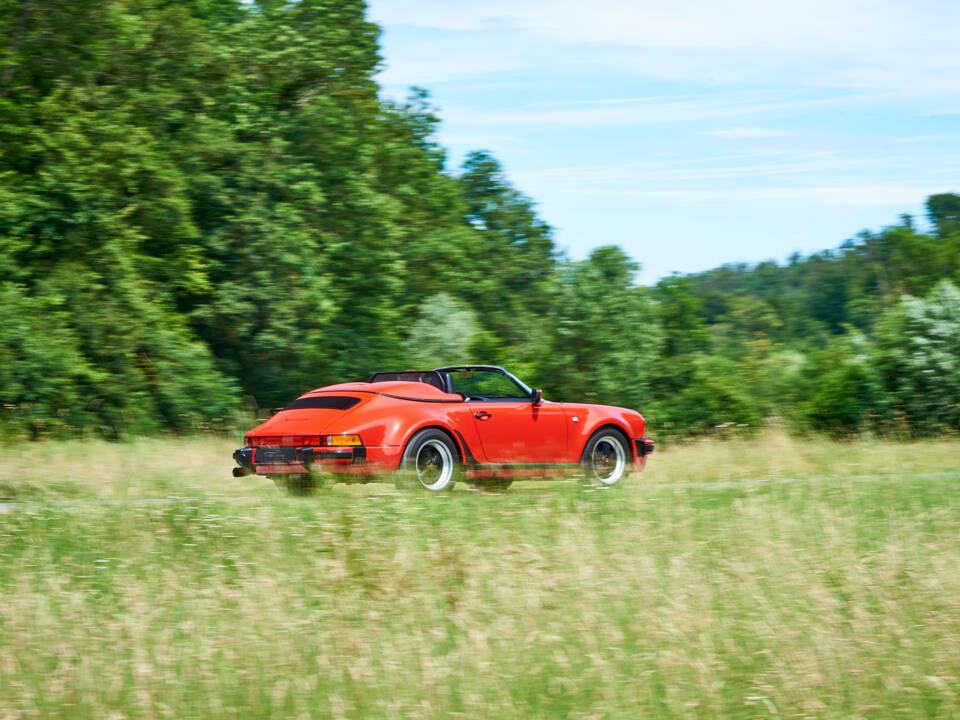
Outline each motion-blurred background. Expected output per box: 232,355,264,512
1,0,959,440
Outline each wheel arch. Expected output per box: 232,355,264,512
578,422,635,462
401,423,465,464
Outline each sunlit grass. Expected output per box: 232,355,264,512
643,430,960,486
1,433,959,717
2,430,957,502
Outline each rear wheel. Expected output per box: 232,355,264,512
580,429,630,486
397,430,460,491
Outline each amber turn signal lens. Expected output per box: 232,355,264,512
329,434,362,446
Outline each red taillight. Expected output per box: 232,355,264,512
246,435,323,447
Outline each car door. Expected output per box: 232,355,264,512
469,400,567,463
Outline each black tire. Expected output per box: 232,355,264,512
396,429,461,491
580,428,631,486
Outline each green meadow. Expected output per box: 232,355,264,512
1,434,959,718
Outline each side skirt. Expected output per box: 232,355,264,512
464,462,581,480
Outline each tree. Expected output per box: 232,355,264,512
927,193,960,239
655,355,762,435
651,274,710,400
794,334,882,437
875,281,960,432
456,151,556,352
404,293,477,368
540,247,660,411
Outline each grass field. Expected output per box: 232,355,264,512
1,433,959,718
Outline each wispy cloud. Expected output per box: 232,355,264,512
511,151,959,208
437,132,521,148
895,133,960,144
513,154,958,186
703,127,795,139
565,184,955,207
377,56,519,86
371,0,960,94
442,91,871,128
369,0,960,277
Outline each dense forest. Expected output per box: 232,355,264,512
1,0,959,440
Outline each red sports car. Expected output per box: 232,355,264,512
233,365,654,492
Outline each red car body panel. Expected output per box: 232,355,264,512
235,372,652,480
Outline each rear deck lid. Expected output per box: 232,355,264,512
247,393,370,440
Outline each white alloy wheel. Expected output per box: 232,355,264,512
398,429,460,491
415,438,455,490
583,430,629,486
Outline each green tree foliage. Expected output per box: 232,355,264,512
794,335,883,437
0,0,240,434
928,193,960,240
0,283,98,437
541,247,660,411
655,355,762,435
875,281,960,433
456,151,557,352
0,0,566,434
404,293,477,369
652,274,709,396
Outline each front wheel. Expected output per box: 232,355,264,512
397,429,460,491
580,429,630,486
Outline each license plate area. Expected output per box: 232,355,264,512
255,446,297,464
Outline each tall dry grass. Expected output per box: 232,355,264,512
0,433,958,717
1,430,957,502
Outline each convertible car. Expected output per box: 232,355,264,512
233,365,654,492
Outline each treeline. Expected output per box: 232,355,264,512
0,0,958,439
652,196,960,436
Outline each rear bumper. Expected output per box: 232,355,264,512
233,445,402,476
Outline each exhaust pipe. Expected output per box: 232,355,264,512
233,466,252,478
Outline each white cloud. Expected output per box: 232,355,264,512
441,91,871,128
371,0,956,54
436,132,520,148
369,0,960,94
367,1,514,31
514,158,957,187
551,184,953,207
509,151,960,208
895,135,960,145
703,127,795,139
377,56,519,87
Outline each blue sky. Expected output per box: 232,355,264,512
367,0,960,283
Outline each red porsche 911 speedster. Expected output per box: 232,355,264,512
233,365,654,492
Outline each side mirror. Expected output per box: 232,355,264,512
531,388,543,406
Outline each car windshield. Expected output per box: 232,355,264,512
450,369,529,400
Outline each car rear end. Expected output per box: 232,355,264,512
234,433,378,476
233,391,398,478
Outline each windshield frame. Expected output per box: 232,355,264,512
435,365,533,401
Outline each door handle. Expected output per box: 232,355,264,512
474,411,492,420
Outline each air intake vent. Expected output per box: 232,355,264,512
283,396,361,411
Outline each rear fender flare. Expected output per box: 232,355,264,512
399,422,466,465
578,422,635,462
